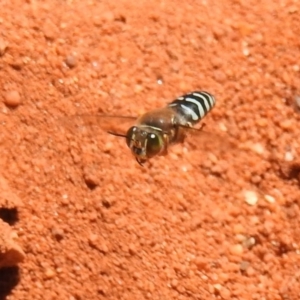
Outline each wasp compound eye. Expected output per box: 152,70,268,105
145,133,163,158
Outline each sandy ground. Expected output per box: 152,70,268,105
0,0,300,299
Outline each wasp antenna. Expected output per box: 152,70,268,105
107,131,127,138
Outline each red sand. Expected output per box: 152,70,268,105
0,0,300,299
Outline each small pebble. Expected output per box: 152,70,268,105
128,243,137,255
101,11,115,23
218,272,230,282
213,283,222,292
3,90,22,107
279,119,293,130
208,284,215,294
242,47,250,56
89,211,98,222
233,224,245,234
102,198,113,208
10,58,23,70
219,287,231,299
194,256,208,270
213,70,227,83
288,5,298,13
264,194,275,203
284,151,294,162
235,234,246,242
229,244,244,256
240,142,265,155
243,237,256,249
103,142,113,153
244,190,258,206
246,266,256,276
44,268,56,279
256,118,268,127
134,84,144,94
240,260,250,271
88,234,109,253
51,227,64,241
218,122,228,132
293,65,300,72
251,143,265,155
83,171,99,190
65,55,77,68
251,175,262,184
61,195,69,205
43,22,58,40
157,78,163,85
88,234,98,247
170,279,178,289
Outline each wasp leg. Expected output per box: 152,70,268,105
199,122,206,130
172,126,187,144
160,133,171,156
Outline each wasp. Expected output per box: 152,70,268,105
66,91,216,166
106,91,216,166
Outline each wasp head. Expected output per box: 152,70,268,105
126,126,164,165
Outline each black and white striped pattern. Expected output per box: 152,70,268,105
168,91,216,124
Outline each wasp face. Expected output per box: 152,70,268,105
126,126,164,164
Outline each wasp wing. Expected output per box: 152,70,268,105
179,124,266,174
179,125,236,155
60,114,138,136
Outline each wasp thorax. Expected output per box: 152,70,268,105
126,126,164,161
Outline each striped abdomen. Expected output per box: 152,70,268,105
168,91,216,125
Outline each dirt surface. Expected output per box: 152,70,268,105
0,0,300,299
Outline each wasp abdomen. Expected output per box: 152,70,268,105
168,91,216,125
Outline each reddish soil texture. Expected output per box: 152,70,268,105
1,0,300,299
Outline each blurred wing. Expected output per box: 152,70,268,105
60,114,137,136
182,125,236,154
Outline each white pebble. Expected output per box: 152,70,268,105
292,65,299,72
213,283,222,291
242,47,250,56
284,151,294,162
181,166,188,172
264,195,275,203
239,142,265,155
251,143,265,155
244,190,258,206
218,122,228,132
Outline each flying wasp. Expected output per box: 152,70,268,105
66,91,216,166
111,91,215,166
